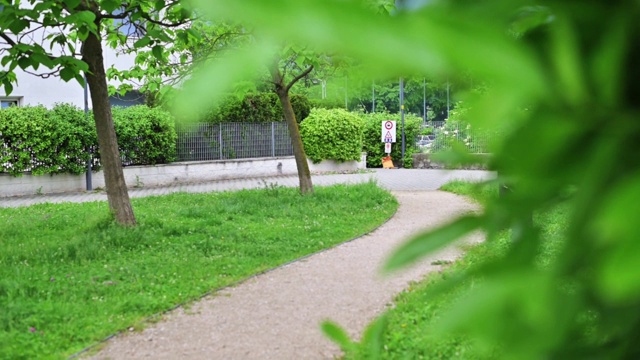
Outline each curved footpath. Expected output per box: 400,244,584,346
1,169,494,359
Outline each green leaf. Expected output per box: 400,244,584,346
64,0,82,9
549,15,587,106
594,173,640,303
154,0,166,12
74,74,86,87
71,10,97,25
101,0,121,13
320,321,356,353
17,56,31,70
134,37,153,48
384,215,484,272
3,81,14,96
60,67,76,82
8,19,30,34
30,52,54,69
173,42,275,122
360,315,387,360
151,45,163,60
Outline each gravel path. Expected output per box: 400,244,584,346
87,190,482,360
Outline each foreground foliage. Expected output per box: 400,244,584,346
179,0,640,357
334,181,568,359
0,183,396,359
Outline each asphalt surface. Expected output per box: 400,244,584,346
0,169,495,207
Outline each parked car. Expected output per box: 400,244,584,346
416,135,435,150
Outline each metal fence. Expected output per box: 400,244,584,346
415,121,497,154
176,122,294,161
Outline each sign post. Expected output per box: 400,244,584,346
381,121,396,143
382,120,396,158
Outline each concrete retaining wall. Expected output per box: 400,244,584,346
0,154,367,197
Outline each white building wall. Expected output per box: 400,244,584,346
4,47,137,108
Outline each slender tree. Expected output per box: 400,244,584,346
268,48,317,194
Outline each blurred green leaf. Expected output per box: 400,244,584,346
189,0,545,95
594,173,640,303
384,215,484,272
320,321,356,353
172,42,276,122
360,315,387,360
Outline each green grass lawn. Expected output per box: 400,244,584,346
345,181,569,359
0,182,397,359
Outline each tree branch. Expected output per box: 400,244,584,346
0,33,17,46
286,65,314,92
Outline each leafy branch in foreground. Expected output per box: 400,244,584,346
180,0,640,357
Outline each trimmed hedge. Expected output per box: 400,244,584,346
204,92,311,124
361,111,422,168
300,108,364,163
0,104,176,176
0,104,95,176
112,106,177,165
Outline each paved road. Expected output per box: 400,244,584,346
0,169,494,208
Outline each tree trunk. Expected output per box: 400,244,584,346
82,31,137,226
270,64,313,194
276,90,314,194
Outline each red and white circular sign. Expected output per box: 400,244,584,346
384,121,394,130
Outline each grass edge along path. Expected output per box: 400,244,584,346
344,180,568,359
0,182,398,360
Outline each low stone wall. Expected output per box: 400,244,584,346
0,153,367,197
412,153,491,170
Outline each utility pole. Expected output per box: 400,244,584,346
446,80,450,119
400,77,405,168
372,80,375,113
423,78,426,123
344,76,348,109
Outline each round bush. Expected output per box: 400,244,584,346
300,108,364,163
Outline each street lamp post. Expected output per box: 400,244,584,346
84,74,92,191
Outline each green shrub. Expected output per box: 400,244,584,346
361,111,422,168
0,104,95,176
203,92,311,124
0,104,177,175
111,105,177,165
309,97,346,110
300,108,364,163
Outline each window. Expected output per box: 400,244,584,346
109,90,145,107
1,98,20,108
